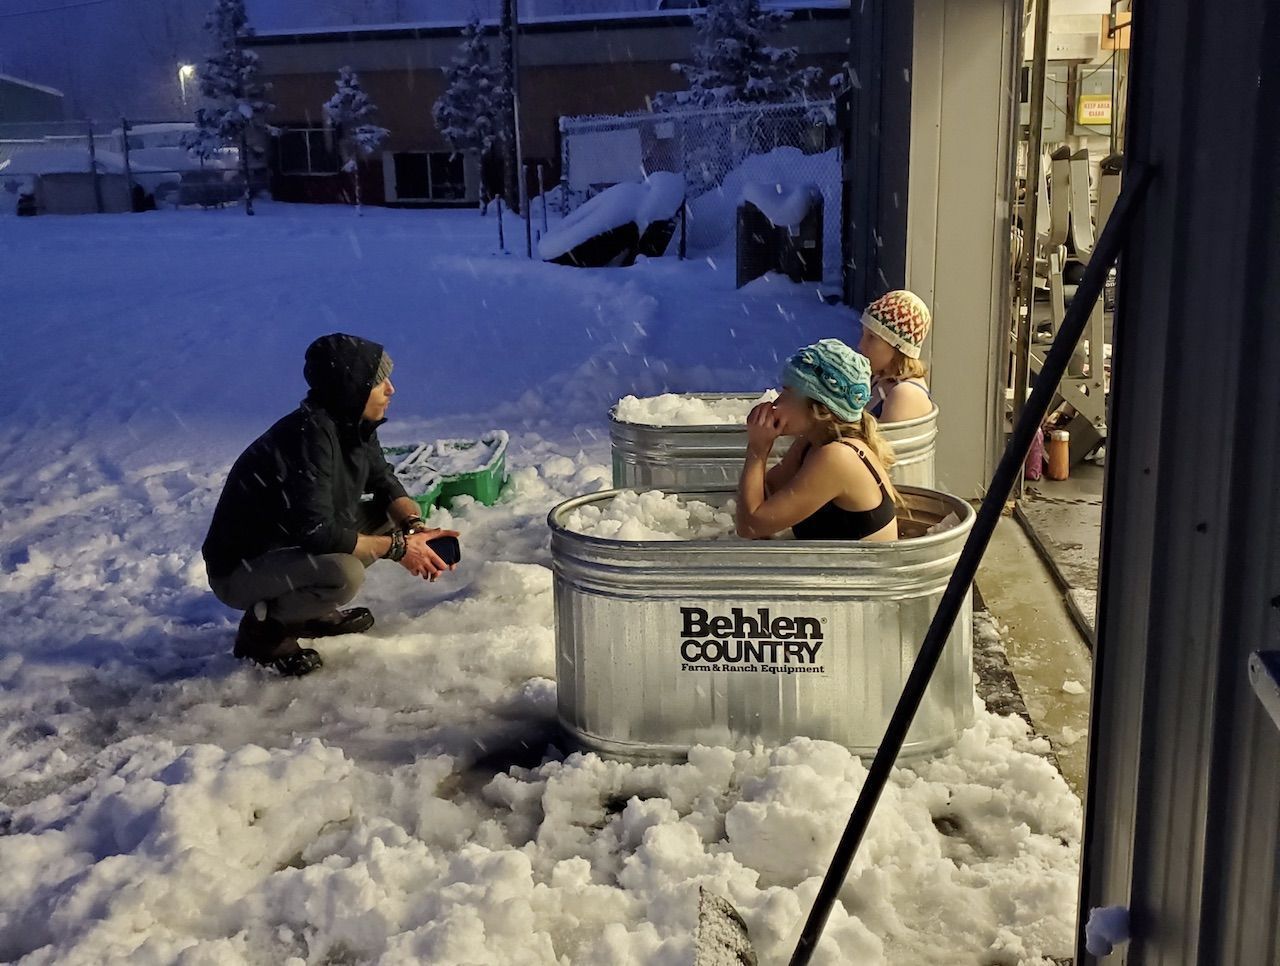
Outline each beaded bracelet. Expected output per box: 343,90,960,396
385,529,408,562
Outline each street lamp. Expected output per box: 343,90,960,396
178,64,196,106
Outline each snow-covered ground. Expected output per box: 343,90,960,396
0,203,1078,965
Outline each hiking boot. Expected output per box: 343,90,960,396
294,607,375,639
234,610,324,678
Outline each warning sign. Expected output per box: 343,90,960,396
1077,94,1113,127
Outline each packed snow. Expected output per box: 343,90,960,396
685,146,841,277
613,390,778,427
390,431,509,493
742,182,820,230
537,172,685,260
1084,905,1130,956
559,489,738,541
0,202,1080,964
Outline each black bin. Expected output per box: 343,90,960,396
735,185,823,288
736,202,779,288
778,187,823,283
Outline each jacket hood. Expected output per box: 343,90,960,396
303,333,385,425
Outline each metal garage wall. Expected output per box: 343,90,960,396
1077,0,1280,961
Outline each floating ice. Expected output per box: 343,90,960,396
559,489,738,541
613,390,778,427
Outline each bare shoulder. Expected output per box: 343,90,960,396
810,439,874,471
882,380,933,420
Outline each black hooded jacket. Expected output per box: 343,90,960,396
202,334,408,579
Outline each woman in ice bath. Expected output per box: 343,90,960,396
736,338,901,542
857,289,934,423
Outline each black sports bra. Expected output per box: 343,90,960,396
791,439,897,540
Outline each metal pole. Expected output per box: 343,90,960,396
1012,0,1052,464
119,116,136,208
537,162,548,233
787,165,1153,966
522,162,532,258
510,0,527,218
496,195,506,251
240,129,254,216
499,0,517,210
86,122,104,214
679,199,688,260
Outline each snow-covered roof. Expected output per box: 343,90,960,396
249,3,849,43
0,72,65,99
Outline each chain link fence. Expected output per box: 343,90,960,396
559,100,842,280
0,118,252,215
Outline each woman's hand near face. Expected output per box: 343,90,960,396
746,401,783,456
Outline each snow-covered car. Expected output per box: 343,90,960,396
0,126,242,212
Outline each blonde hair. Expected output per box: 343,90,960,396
807,400,904,507
886,351,928,381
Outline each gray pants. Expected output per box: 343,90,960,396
208,502,393,624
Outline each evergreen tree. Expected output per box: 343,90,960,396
432,16,505,210
654,0,822,111
183,0,274,215
323,67,389,214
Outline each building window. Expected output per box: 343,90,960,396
276,128,340,175
392,152,430,198
428,153,465,200
387,151,466,201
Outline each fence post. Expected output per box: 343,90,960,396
522,161,533,258
679,199,687,260
119,117,137,209
497,195,506,252
86,122,104,213
537,163,548,233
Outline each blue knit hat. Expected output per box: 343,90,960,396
781,339,873,423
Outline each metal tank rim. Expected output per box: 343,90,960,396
546,484,974,554
608,394,940,435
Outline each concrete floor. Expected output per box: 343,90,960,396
976,515,1094,795
1015,463,1104,643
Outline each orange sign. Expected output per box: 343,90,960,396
1101,12,1132,50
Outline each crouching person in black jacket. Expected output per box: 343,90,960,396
202,333,459,676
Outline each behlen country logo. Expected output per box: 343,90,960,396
678,606,826,675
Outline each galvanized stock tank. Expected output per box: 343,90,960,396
610,393,938,491
549,486,975,760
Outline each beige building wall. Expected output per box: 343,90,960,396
906,0,1021,498
252,15,847,176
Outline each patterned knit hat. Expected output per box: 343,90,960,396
861,290,932,359
780,339,873,423
373,351,394,386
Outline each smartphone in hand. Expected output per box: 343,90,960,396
426,534,462,566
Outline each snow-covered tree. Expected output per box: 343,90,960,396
432,16,505,210
323,67,389,214
183,0,275,215
653,0,823,110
